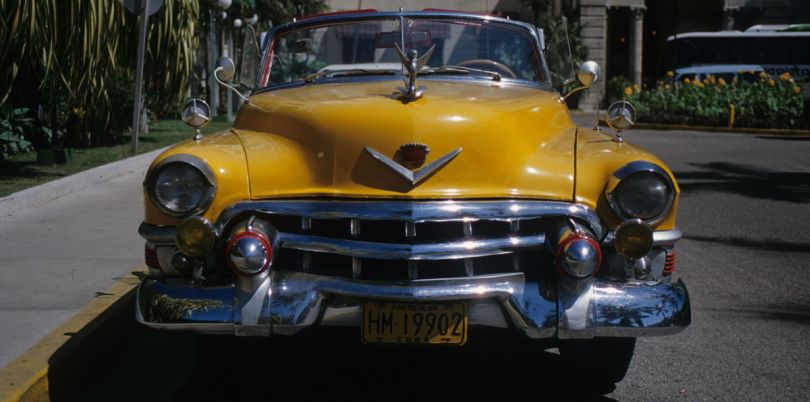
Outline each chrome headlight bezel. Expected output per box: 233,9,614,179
145,155,217,218
605,161,675,225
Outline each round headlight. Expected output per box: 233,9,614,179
148,156,216,217
611,171,674,221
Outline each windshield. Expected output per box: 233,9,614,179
264,17,548,86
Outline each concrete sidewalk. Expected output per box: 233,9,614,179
0,149,162,368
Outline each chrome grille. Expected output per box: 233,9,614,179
216,200,603,281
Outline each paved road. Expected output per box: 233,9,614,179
0,169,146,368
610,127,810,400
7,126,810,400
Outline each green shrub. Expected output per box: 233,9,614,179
624,72,805,129
0,106,34,160
607,75,633,103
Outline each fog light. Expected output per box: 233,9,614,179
555,234,602,278
176,216,216,257
614,219,653,259
226,232,272,275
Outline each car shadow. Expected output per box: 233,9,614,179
180,329,620,401
674,162,810,203
63,305,620,401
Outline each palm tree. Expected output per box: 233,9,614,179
0,0,200,147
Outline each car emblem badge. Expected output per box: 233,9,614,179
365,145,462,186
396,143,430,169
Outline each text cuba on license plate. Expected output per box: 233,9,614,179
362,302,468,345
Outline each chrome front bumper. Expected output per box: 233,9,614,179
136,272,690,339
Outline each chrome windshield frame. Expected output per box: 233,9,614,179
254,10,553,93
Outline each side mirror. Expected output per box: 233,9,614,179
563,61,601,100
215,57,236,82
239,24,261,90
181,99,211,139
577,61,601,86
215,55,250,103
605,101,636,130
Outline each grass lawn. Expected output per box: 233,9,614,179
0,117,232,197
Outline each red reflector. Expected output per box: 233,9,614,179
145,244,160,269
664,251,677,274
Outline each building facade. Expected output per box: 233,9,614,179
579,0,810,110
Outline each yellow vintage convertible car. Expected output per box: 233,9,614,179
137,9,689,385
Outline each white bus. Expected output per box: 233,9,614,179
666,26,810,83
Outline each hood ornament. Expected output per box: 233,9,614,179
365,145,461,186
394,43,436,102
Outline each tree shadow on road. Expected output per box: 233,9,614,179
675,162,810,203
704,302,810,326
684,234,810,254
755,135,810,142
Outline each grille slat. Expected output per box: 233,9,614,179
230,201,591,281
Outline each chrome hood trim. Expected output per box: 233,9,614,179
217,200,604,238
364,146,462,186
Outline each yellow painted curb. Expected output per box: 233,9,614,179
0,266,145,402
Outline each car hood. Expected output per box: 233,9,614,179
232,79,575,200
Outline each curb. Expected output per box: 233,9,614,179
632,122,810,136
571,111,810,136
0,267,145,402
0,148,165,217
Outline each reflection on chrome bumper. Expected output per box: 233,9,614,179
136,272,690,339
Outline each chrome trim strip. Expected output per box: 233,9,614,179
652,228,682,246
602,228,682,247
272,11,539,38
216,200,604,238
297,272,522,301
364,146,462,185
278,232,545,260
138,222,176,243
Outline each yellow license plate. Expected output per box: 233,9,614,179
361,301,467,345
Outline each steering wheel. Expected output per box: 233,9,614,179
455,59,517,79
